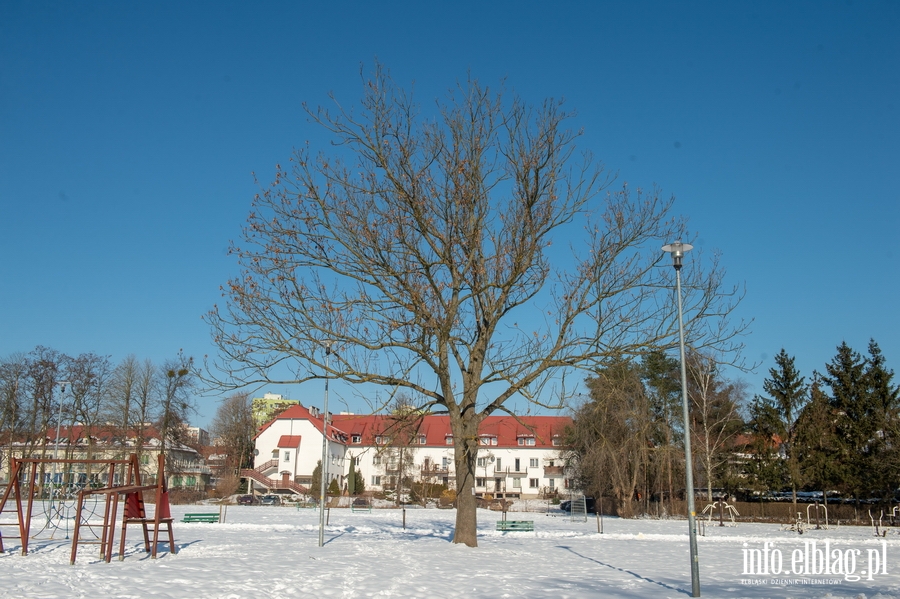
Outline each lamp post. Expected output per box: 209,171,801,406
662,241,700,597
318,343,332,548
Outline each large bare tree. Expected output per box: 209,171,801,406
205,65,746,546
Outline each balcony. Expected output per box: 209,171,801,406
544,466,565,477
420,466,449,477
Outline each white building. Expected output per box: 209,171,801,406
242,404,572,499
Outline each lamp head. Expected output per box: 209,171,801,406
661,241,693,270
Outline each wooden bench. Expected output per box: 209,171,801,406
182,512,220,523
296,502,318,510
496,520,534,532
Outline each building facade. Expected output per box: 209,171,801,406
243,404,573,500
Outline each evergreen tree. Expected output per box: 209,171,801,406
641,350,682,509
821,342,873,501
309,460,322,500
794,374,839,501
761,349,808,503
744,394,786,495
864,340,900,499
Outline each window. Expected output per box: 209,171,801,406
514,458,520,471
272,449,279,459
526,438,535,446
418,435,427,444
530,458,538,468
140,454,149,465
373,455,382,465
495,458,502,470
552,436,560,446
517,438,524,446
512,478,522,488
351,434,361,444
549,478,555,490
476,477,486,488
529,478,539,488
441,457,450,469
372,475,381,486
476,457,487,467
283,451,290,462
375,435,385,445
445,435,453,445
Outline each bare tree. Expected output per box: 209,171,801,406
157,353,195,474
64,352,113,462
686,350,746,501
204,65,747,546
210,392,255,478
107,355,141,449
0,353,28,479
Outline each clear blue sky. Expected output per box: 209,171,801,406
2,1,897,427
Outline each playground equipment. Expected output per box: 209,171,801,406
869,509,888,538
807,501,828,530
700,499,739,526
781,511,806,534
0,453,175,563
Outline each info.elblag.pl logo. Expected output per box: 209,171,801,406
742,540,888,582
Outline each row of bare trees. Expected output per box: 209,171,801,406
0,346,195,477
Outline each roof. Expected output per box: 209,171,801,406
330,413,570,448
276,435,302,448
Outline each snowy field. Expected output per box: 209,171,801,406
3,503,900,599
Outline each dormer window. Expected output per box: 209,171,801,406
418,435,427,445
479,436,497,446
351,434,361,444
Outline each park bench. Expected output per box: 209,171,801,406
182,512,220,523
351,499,372,512
295,501,318,510
496,520,534,532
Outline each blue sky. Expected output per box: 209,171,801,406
1,1,897,427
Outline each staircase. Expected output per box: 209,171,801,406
240,468,308,495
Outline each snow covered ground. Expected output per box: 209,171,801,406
3,502,900,599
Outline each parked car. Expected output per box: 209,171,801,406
559,497,596,514
260,494,281,506
237,494,257,505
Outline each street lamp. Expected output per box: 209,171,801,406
661,241,701,597
318,342,332,548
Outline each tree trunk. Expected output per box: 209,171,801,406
451,414,480,547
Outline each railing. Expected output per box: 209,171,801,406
240,468,308,494
253,459,279,472
544,466,565,476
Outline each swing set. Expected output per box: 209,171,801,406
0,453,176,563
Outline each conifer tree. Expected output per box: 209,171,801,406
794,374,839,502
744,394,786,495
761,349,808,504
821,342,873,501
863,340,900,499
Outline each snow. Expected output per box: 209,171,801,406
3,503,900,598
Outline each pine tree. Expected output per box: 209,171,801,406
794,374,839,502
864,340,900,499
761,349,808,504
744,394,786,495
821,342,873,501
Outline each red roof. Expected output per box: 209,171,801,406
329,413,570,448
277,435,302,448
260,404,570,448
